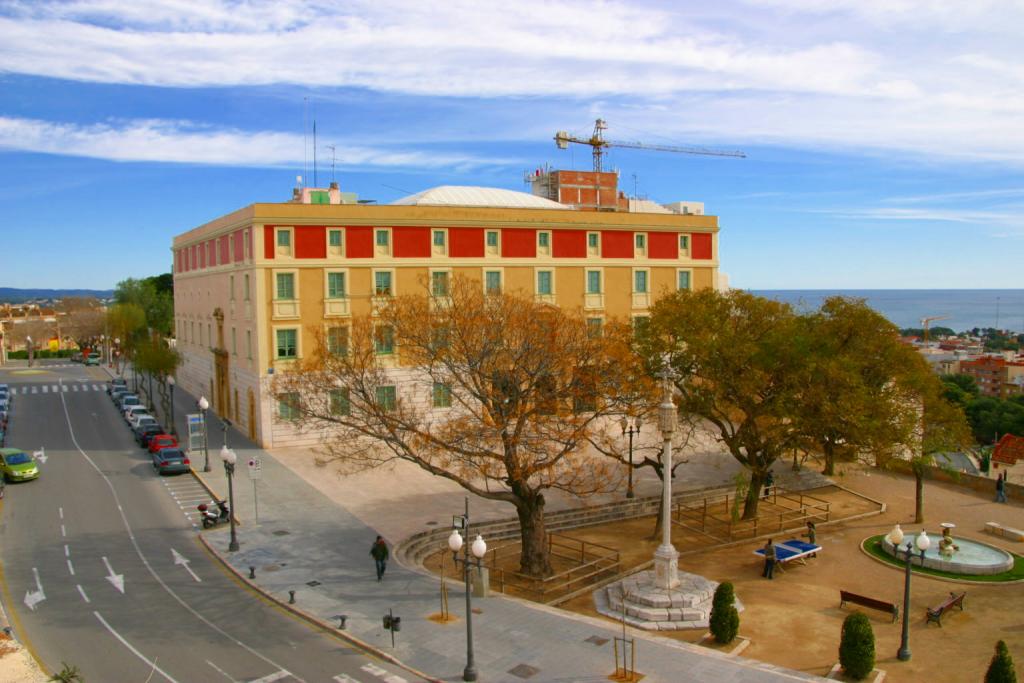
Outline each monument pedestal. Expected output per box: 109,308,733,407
595,569,743,631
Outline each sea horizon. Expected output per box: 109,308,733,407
749,288,1024,334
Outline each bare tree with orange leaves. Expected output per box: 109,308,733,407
273,277,649,577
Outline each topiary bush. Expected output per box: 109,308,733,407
986,640,1017,683
839,612,875,680
709,581,740,644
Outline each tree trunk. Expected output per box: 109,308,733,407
914,470,924,524
822,442,835,476
742,470,765,520
515,494,552,578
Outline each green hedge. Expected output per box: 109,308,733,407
6,349,78,359
839,612,875,680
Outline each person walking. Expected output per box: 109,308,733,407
763,471,775,500
370,535,389,581
996,471,1008,503
762,539,777,579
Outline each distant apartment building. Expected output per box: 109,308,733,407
171,177,721,449
959,355,1024,398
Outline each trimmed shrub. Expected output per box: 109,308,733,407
709,581,740,644
986,640,1017,683
839,612,875,680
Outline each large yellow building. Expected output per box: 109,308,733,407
171,180,720,448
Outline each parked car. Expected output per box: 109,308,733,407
106,378,127,394
147,434,178,454
0,448,39,482
135,423,164,447
151,447,190,475
84,353,101,366
71,352,83,363
110,387,130,404
124,406,150,425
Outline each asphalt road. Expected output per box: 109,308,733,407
0,361,419,683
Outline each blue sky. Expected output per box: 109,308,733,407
1,0,1022,290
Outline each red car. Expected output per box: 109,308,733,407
148,434,179,454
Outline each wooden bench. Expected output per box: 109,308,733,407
839,590,898,623
926,591,966,627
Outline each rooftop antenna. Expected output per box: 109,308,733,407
326,144,337,183
302,97,309,188
313,119,318,187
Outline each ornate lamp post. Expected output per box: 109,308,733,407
167,375,176,438
448,498,488,682
220,445,239,552
619,415,641,498
653,358,679,589
198,396,210,472
114,338,120,373
887,524,931,661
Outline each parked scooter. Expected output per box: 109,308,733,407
197,499,230,528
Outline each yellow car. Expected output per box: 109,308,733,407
0,449,40,482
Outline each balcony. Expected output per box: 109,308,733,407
324,297,350,317
272,299,300,319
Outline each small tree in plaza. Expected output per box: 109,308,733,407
839,611,875,680
986,640,1017,683
273,277,648,577
708,581,740,644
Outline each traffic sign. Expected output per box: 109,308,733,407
247,455,262,480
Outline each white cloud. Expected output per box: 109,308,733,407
0,116,508,168
0,1,1022,162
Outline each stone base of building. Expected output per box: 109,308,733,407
594,569,742,631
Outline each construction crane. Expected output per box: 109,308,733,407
920,315,951,346
554,119,746,173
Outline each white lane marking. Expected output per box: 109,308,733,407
102,556,125,594
76,584,91,603
42,385,48,393
171,549,202,583
94,611,180,683
333,676,362,683
206,659,237,681
61,525,66,537
250,671,293,683
59,507,64,520
64,545,70,557
33,448,47,464
51,385,59,392
31,386,38,394
57,385,307,682
67,559,75,576
24,568,45,611
360,663,407,683
72,384,79,392
61,385,68,392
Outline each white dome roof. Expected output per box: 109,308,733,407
392,185,569,210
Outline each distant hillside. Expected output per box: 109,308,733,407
0,287,115,303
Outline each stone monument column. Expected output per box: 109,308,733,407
653,359,679,590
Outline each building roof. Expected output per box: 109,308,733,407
993,434,1024,465
391,186,570,210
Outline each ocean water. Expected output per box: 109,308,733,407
751,289,1024,334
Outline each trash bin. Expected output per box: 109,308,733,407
471,566,490,598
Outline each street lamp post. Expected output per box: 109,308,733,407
198,396,210,472
653,358,680,589
26,336,33,367
887,524,931,662
220,445,239,552
167,375,176,438
114,338,120,374
619,416,641,499
448,498,488,682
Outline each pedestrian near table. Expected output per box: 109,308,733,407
763,471,775,500
370,535,389,581
804,521,818,558
762,539,777,579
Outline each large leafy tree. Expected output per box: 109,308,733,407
640,288,807,520
114,275,173,337
799,297,919,475
273,278,647,577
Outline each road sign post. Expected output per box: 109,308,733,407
247,456,262,521
187,414,204,458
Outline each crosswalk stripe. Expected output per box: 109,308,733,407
42,385,48,393
32,386,38,394
62,385,68,392
93,384,102,391
52,385,59,392
72,384,79,392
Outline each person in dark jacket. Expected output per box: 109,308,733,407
370,535,389,581
763,471,775,500
996,471,1008,503
762,539,777,579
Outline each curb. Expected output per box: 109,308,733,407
195,533,442,683
189,468,243,528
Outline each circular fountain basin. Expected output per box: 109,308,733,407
881,533,1014,575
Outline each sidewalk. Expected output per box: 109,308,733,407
135,372,825,682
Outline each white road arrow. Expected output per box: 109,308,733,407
33,447,47,464
171,548,201,583
23,568,45,611
102,557,125,594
